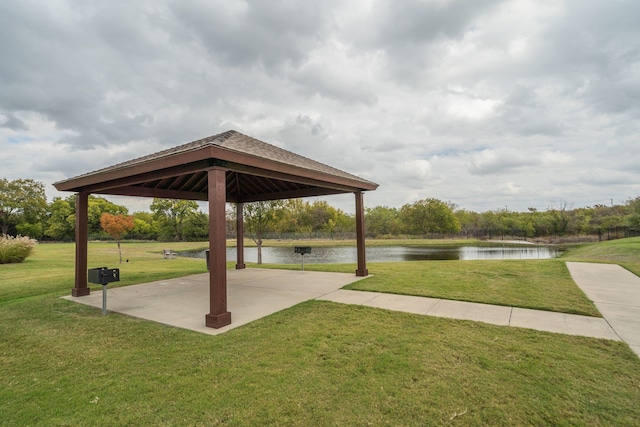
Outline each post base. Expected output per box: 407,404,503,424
235,263,246,269
205,312,232,328
72,287,90,297
355,269,369,277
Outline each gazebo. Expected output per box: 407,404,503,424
54,130,378,328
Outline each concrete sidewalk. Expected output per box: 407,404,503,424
566,262,640,357
318,290,620,341
319,262,640,357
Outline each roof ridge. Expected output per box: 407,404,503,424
217,131,375,184
54,130,377,188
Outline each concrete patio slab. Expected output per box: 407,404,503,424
62,268,367,335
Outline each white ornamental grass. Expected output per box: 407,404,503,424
0,234,37,264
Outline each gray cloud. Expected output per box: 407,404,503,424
170,1,332,70
370,0,506,43
0,0,639,213
467,148,540,176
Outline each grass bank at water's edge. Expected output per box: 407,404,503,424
561,236,640,276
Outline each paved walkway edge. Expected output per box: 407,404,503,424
566,262,640,358
319,261,640,358
317,290,620,341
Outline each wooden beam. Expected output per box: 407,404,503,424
355,191,368,277
236,203,246,269
72,192,90,296
65,160,211,194
226,162,365,193
205,167,232,328
238,186,345,203
54,148,216,191
93,186,208,201
210,146,379,191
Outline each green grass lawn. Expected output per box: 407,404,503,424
562,236,640,276
1,239,640,425
0,241,212,304
346,260,600,316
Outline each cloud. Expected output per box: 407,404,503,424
170,1,333,70
467,148,539,176
368,0,507,48
0,0,639,214
394,159,434,189
442,86,501,120
500,182,522,195
578,169,639,187
291,43,379,105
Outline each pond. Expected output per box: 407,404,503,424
178,245,561,264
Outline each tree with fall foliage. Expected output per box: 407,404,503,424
100,213,134,263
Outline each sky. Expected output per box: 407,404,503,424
1,0,639,214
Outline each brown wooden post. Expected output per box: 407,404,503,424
235,202,246,269
205,167,232,328
355,191,369,276
72,192,90,296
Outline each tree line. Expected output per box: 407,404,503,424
2,178,640,242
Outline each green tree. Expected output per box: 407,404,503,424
399,198,461,235
332,209,354,235
302,200,353,236
497,209,526,239
130,212,157,239
183,211,209,241
16,222,44,239
455,209,481,239
548,201,571,237
273,199,311,235
45,197,75,240
305,200,334,233
531,209,552,237
588,204,627,240
150,198,199,241
0,178,47,236
43,195,129,240
627,197,640,231
244,201,283,264
365,206,401,237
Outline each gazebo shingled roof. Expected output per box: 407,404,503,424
55,130,377,202
55,130,377,329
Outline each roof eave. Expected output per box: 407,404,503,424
54,145,378,194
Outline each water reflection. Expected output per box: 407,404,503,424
178,245,560,264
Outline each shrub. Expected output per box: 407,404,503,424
0,235,37,264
